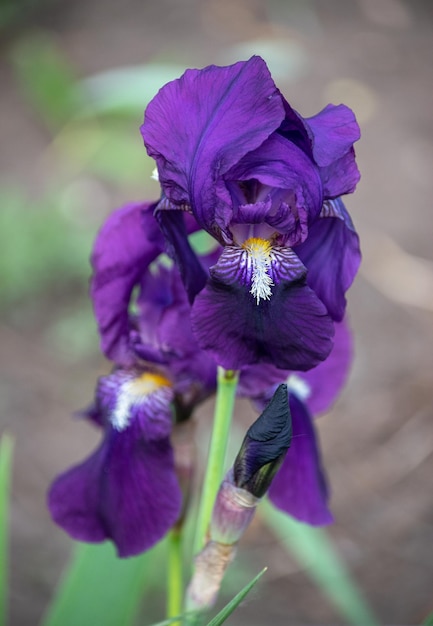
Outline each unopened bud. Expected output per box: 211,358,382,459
233,384,292,497
186,385,292,612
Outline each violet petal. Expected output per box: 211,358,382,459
155,210,207,302
305,104,361,198
227,133,323,226
296,198,361,321
191,251,334,371
141,56,285,230
298,319,353,415
268,394,332,525
90,202,163,366
48,419,181,557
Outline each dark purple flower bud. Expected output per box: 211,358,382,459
233,384,292,498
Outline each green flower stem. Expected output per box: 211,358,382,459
192,367,239,556
166,528,183,625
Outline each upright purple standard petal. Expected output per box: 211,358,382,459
48,423,181,557
296,198,361,321
305,104,361,198
91,202,164,365
277,96,314,160
226,133,323,232
268,394,332,525
141,56,285,230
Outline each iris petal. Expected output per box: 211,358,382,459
300,319,353,415
90,202,163,366
155,210,207,302
191,248,334,371
141,56,285,230
268,394,332,525
226,133,323,227
296,198,361,321
305,104,361,198
48,422,181,557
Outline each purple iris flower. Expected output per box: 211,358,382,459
49,202,219,557
240,320,353,525
141,56,361,371
47,201,309,557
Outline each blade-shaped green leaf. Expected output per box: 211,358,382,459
41,539,166,626
205,567,267,626
262,501,379,626
0,434,14,626
149,615,191,626
423,611,433,625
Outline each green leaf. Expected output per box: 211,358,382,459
41,539,166,626
149,616,190,626
205,567,267,626
422,611,433,625
262,501,379,626
0,434,14,626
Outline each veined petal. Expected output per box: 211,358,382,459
239,320,352,416
155,210,207,302
48,422,181,557
268,394,332,525
277,95,314,160
319,148,360,199
227,133,323,227
141,56,285,230
90,202,163,365
238,361,290,398
95,369,174,437
306,104,360,167
296,198,361,321
155,268,217,399
296,319,353,415
49,369,180,557
211,242,306,302
191,246,334,371
305,104,361,198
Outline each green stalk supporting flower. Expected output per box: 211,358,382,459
192,367,239,557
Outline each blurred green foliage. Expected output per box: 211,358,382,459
0,189,94,306
1,34,182,362
42,540,167,626
11,34,83,130
0,435,13,626
262,501,380,626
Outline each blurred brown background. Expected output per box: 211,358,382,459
1,0,433,624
